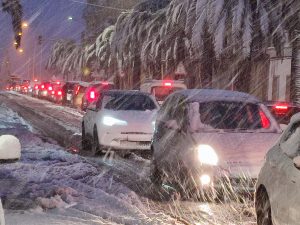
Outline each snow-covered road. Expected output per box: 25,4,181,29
0,92,256,224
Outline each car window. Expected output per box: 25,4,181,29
189,101,269,131
102,94,156,111
281,122,300,158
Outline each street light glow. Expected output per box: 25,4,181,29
18,32,22,36
22,22,28,28
18,48,24,53
68,16,73,21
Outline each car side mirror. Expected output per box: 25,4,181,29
293,156,300,169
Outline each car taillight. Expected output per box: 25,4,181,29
163,80,173,87
41,85,45,89
51,91,55,95
90,91,95,99
259,110,270,129
57,91,62,96
274,104,288,113
75,86,80,95
34,85,38,90
48,86,53,91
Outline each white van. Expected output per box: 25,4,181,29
140,80,187,104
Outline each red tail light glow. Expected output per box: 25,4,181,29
163,80,173,87
34,85,38,90
75,86,80,95
51,91,55,95
259,110,270,129
48,86,53,91
56,81,60,85
90,91,96,99
101,82,109,85
57,91,62,96
41,85,45,89
274,105,288,110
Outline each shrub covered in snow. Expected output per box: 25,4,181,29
0,135,21,160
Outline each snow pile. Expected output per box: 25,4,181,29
0,135,21,160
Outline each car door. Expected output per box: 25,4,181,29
84,99,99,136
278,122,300,224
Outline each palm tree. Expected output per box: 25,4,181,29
2,0,23,49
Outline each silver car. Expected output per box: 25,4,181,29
256,113,300,225
151,89,281,199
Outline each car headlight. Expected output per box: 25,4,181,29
102,116,127,126
197,144,218,166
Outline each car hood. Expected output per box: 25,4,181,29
191,131,281,178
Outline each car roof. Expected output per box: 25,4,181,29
172,89,260,103
101,89,152,96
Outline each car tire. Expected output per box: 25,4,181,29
92,127,102,156
81,123,90,151
256,187,272,225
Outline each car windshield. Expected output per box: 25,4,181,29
103,93,156,111
151,86,183,101
188,101,269,131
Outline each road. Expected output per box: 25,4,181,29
0,91,256,225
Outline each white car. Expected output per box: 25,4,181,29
151,89,281,199
256,113,300,225
82,90,159,155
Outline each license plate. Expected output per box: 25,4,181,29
67,94,72,101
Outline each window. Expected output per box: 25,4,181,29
151,86,183,101
195,101,269,130
103,93,156,111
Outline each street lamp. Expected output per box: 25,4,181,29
18,48,24,53
22,22,28,28
67,16,73,21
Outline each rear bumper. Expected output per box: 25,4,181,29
99,132,152,150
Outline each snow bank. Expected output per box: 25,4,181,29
0,135,21,160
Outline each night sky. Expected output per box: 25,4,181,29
0,0,85,80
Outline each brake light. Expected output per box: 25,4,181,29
48,86,53,91
101,82,109,85
75,86,80,95
34,85,38,90
51,91,55,95
259,110,270,129
56,81,60,85
274,105,288,110
57,91,62,96
90,90,95,99
41,85,45,89
163,80,173,87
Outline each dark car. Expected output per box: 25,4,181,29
38,81,53,99
49,82,64,103
72,82,90,109
81,81,115,111
61,81,79,106
264,101,300,124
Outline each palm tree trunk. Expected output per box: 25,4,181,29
291,30,300,104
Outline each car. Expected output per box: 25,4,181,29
82,90,159,156
151,89,281,200
81,81,115,111
140,79,187,105
61,81,79,106
0,135,21,161
72,82,90,109
19,80,30,94
48,81,64,103
264,101,300,125
255,113,300,225
38,81,53,99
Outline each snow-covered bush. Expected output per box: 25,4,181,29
0,135,21,160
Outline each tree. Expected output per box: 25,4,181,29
2,0,23,49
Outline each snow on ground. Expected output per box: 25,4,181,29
0,104,179,224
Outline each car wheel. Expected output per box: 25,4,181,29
81,123,90,151
256,187,272,225
92,127,102,156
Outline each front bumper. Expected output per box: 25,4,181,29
99,132,152,150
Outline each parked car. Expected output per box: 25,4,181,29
20,80,30,94
255,113,300,225
151,89,281,200
81,81,115,111
264,101,300,125
82,90,159,155
140,79,187,105
62,81,79,106
72,82,90,109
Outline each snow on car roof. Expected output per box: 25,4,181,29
102,90,151,96
175,89,260,103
